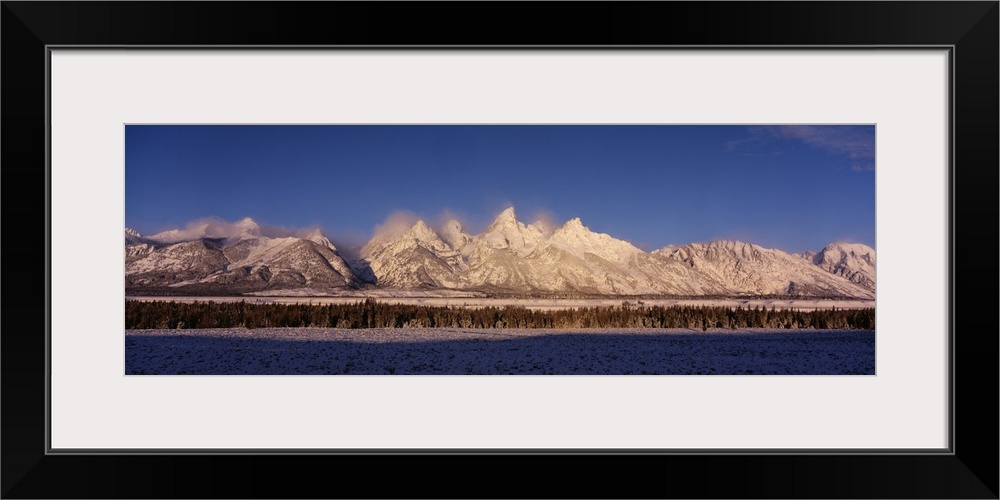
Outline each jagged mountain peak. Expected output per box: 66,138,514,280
408,220,439,241
489,207,519,228
659,240,762,257
303,228,337,252
125,227,150,244
548,217,642,263
560,217,585,231
552,216,591,238
125,228,156,258
484,206,550,235
479,207,547,256
127,221,358,293
812,241,876,290
659,240,772,264
701,239,752,249
829,240,872,248
127,213,876,298
818,241,875,261
362,218,451,257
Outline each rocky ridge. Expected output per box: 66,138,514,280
126,209,875,298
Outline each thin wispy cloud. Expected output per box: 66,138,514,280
728,126,875,172
146,216,328,243
775,126,875,172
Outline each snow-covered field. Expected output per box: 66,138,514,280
125,327,875,375
125,295,874,312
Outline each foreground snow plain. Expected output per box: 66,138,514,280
125,327,875,375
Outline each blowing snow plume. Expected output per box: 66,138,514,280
363,210,423,247
525,208,558,235
147,216,263,243
145,216,342,246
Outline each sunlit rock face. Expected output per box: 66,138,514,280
126,209,874,298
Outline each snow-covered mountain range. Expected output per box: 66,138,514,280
126,209,875,298
126,218,358,293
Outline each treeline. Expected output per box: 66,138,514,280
126,299,875,330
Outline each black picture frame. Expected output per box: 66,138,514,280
3,2,996,498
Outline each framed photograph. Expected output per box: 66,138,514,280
122,122,878,378
3,2,996,498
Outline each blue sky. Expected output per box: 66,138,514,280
125,125,875,254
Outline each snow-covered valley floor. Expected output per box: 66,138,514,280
125,295,875,311
125,328,875,375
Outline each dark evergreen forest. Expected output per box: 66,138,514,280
125,299,875,330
